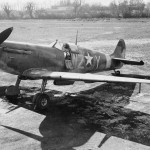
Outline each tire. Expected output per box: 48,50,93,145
5,85,20,104
115,71,120,76
33,93,50,110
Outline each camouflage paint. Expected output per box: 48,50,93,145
70,46,114,73
0,40,124,75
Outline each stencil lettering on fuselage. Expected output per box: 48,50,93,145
74,50,108,72
95,55,101,69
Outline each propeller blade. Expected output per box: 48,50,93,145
0,27,13,45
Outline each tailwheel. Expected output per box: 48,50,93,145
33,93,50,110
5,85,20,104
114,70,120,76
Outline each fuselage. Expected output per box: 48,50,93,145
0,40,121,75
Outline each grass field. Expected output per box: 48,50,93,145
1,19,150,149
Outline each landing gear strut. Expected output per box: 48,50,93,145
5,76,50,110
32,79,50,110
5,76,21,104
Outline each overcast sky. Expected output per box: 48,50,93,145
0,0,150,9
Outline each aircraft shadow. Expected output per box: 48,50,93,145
1,82,150,149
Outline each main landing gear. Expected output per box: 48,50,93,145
5,76,21,104
5,76,50,110
32,79,50,110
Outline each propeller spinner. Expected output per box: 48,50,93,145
0,27,13,45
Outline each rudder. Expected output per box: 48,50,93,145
111,39,126,58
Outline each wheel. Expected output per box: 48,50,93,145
5,85,20,104
5,95,19,104
115,70,120,76
33,93,50,110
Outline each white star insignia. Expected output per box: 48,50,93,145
85,53,93,66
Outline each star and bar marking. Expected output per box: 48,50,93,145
83,52,111,70
84,53,93,66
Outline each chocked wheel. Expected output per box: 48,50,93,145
5,85,20,104
33,93,50,110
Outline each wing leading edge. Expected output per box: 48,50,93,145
22,69,150,84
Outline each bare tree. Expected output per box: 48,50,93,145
25,2,35,19
129,0,145,16
130,0,144,5
2,3,12,19
118,0,130,18
109,1,119,17
59,0,71,6
144,2,150,17
18,11,24,19
72,0,82,17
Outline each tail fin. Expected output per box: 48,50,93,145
111,39,126,58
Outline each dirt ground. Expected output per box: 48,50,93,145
1,19,150,149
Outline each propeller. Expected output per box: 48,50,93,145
0,27,13,45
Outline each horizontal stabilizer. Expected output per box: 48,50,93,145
112,58,144,66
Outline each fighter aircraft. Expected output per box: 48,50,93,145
0,27,149,110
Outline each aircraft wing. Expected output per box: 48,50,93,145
112,58,144,65
22,69,150,84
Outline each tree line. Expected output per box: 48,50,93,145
0,0,150,19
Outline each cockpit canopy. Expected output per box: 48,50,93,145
50,40,79,54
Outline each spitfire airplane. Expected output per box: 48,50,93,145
0,27,149,110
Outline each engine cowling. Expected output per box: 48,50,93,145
53,80,74,86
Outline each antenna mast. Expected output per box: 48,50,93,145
75,30,78,45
